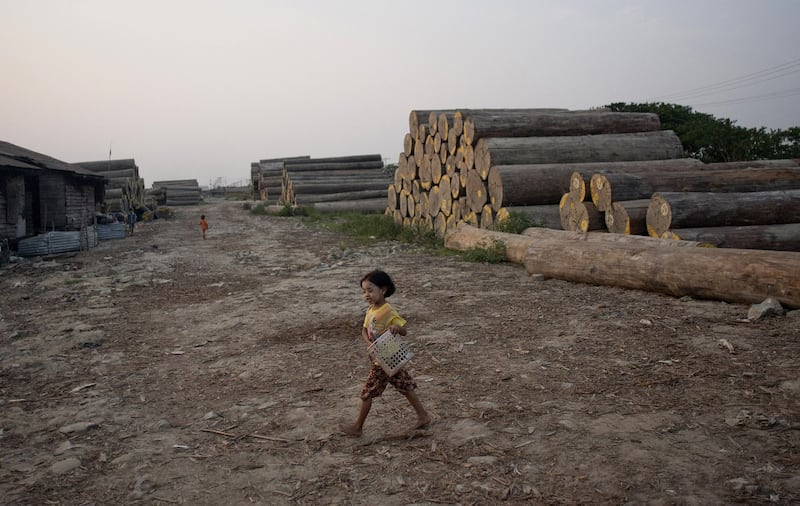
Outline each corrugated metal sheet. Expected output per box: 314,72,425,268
97,222,126,240
16,225,100,257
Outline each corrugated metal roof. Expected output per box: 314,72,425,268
0,140,105,180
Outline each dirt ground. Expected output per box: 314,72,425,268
1,199,799,505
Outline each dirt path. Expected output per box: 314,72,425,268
1,199,799,505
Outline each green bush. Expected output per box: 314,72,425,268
494,212,541,234
459,239,507,263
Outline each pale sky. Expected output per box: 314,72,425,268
2,0,799,187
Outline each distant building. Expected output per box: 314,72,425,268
0,140,105,248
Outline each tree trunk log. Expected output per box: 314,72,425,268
443,223,800,307
460,109,660,145
310,198,388,213
591,168,800,212
483,159,702,209
605,199,650,235
293,189,389,204
281,160,384,171
668,223,800,251
288,181,391,195
284,154,382,165
466,168,488,214
646,190,800,237
475,130,684,175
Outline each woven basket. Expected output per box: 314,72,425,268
368,330,414,376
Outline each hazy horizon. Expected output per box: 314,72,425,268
2,0,799,188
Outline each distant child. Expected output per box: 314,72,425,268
128,209,136,235
341,270,431,436
200,214,208,239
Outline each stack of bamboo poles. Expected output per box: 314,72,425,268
275,155,391,212
152,179,203,206
388,108,685,237
559,159,800,250
77,159,145,212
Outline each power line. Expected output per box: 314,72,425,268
649,57,800,102
687,86,800,108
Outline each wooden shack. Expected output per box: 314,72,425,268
0,140,105,248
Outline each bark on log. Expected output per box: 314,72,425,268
281,160,384,171
605,200,650,235
704,159,799,170
310,198,388,213
294,189,389,204
591,168,800,212
459,109,660,146
445,223,703,265
287,181,391,195
284,154,382,165
668,223,800,251
474,130,684,175
646,190,800,237
444,223,800,308
483,159,701,209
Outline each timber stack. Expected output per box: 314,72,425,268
152,179,203,206
389,108,685,237
559,158,800,250
77,158,145,212
251,156,311,200
278,154,389,213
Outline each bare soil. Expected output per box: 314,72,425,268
1,199,799,505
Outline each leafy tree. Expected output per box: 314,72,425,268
606,102,799,163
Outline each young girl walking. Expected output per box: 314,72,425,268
341,270,431,436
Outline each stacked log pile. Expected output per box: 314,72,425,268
252,156,311,200
277,154,391,213
388,108,685,236
77,159,145,212
152,179,202,206
555,158,800,250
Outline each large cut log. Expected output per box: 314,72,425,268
704,159,799,170
474,130,685,177
558,192,604,232
484,158,703,209
259,156,310,163
294,189,389,204
460,108,571,144
646,190,800,237
77,159,138,173
281,160,384,171
605,199,650,235
284,154,382,165
591,167,800,212
311,198,387,213
459,109,660,145
444,223,800,308
287,181,391,195
445,223,707,265
667,223,800,251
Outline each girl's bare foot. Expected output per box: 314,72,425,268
414,414,432,430
340,423,362,437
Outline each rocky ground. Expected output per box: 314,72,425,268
0,199,798,505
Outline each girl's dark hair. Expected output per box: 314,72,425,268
360,270,396,298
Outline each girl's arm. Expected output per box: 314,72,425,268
361,326,372,347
